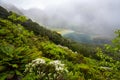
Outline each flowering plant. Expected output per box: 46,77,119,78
24,58,68,79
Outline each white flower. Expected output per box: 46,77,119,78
49,60,65,72
32,58,45,64
32,64,36,67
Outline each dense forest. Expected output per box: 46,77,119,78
0,6,120,80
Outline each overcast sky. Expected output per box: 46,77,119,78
1,0,120,37
1,0,70,10
1,0,120,10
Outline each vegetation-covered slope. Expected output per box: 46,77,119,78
0,6,97,58
0,6,120,80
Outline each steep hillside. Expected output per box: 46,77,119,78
0,6,120,80
0,6,97,58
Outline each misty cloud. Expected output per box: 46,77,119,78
0,0,120,38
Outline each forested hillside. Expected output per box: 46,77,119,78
0,6,120,80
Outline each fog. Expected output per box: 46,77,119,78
1,0,120,38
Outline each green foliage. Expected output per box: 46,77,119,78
96,47,120,79
66,71,85,80
0,16,42,79
41,42,67,60
0,42,42,79
8,12,27,22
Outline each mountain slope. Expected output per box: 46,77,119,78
0,6,120,80
0,6,84,79
0,6,98,57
